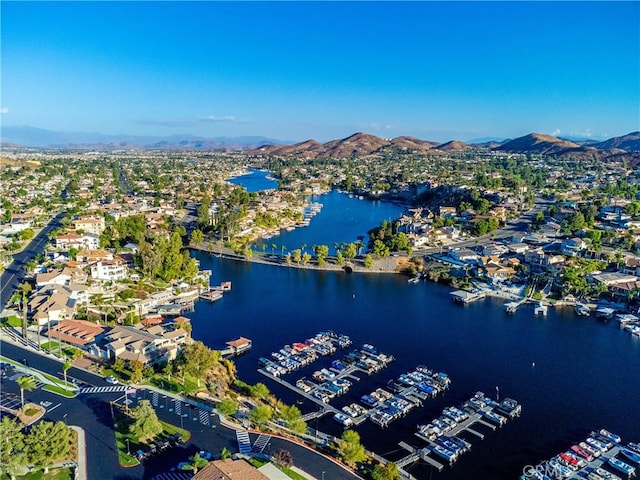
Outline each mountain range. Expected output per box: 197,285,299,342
1,125,638,160
253,131,640,159
0,125,288,149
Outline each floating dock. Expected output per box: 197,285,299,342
394,393,521,470
520,430,639,480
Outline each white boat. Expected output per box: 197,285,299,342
575,304,591,316
333,413,353,427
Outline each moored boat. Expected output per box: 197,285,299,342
620,448,640,465
608,458,636,477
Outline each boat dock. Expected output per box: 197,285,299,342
258,368,370,422
521,429,640,480
450,289,486,304
394,393,521,469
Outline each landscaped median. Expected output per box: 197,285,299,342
0,355,78,398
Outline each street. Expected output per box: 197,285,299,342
0,211,66,308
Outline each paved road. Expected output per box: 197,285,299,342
0,211,66,308
1,341,360,480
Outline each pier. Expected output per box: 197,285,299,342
522,430,639,480
394,393,521,470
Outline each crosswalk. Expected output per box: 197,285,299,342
152,391,159,406
198,409,210,425
253,434,270,453
79,385,128,394
174,400,182,416
236,430,252,454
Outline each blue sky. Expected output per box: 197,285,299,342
2,1,639,142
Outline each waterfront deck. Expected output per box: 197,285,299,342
450,289,486,304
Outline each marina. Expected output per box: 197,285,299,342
520,429,640,480
191,243,640,480
257,332,451,429
393,392,521,471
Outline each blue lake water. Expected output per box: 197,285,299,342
191,172,640,479
228,168,279,192
253,190,403,255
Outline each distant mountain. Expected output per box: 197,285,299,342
0,125,288,149
592,131,640,152
434,140,469,151
254,132,437,159
494,133,589,156
468,136,508,144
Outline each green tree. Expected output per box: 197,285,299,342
315,244,329,266
343,243,357,260
249,405,272,425
337,429,367,466
216,399,239,416
301,252,312,265
0,417,26,480
371,462,402,480
25,421,72,474
336,250,345,265
181,452,209,473
62,361,72,385
190,229,204,244
220,447,231,460
251,382,270,400
363,253,374,268
129,400,162,442
372,239,389,259
292,249,302,265
129,359,144,384
178,341,220,386
17,376,36,410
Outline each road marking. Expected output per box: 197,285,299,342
48,403,62,412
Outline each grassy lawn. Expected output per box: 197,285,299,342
1,315,22,327
41,341,60,352
114,416,190,467
246,458,306,480
280,466,308,480
0,467,73,480
43,384,76,398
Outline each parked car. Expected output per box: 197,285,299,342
106,377,119,384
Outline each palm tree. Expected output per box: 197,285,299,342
17,376,36,409
62,361,72,385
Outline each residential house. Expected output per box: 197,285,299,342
28,287,75,327
90,259,128,281
54,232,100,250
561,237,587,256
35,266,87,288
73,215,105,235
90,324,189,365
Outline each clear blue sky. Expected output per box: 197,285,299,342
2,1,639,142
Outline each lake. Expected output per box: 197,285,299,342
185,172,640,479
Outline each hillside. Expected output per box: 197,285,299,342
494,133,584,155
593,132,640,152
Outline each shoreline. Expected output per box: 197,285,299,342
189,242,404,275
